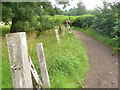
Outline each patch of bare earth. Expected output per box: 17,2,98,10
73,30,118,88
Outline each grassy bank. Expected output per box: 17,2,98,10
2,25,89,88
72,27,117,51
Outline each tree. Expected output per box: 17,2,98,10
2,2,55,33
92,1,119,38
2,2,35,32
54,6,65,15
64,2,87,16
76,2,86,15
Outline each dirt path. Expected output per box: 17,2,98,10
72,30,118,88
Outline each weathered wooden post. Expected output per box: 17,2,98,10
36,43,50,88
6,32,33,88
55,29,60,44
62,26,65,36
58,24,62,34
28,56,43,88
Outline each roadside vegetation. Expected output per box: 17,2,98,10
2,25,89,88
1,0,119,88
72,27,118,53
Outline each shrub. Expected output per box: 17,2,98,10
71,14,96,28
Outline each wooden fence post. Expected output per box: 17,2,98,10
55,29,60,44
62,26,65,36
28,56,43,88
6,32,33,88
36,43,50,88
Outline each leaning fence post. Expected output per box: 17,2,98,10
28,56,43,88
6,32,33,88
36,43,50,88
55,29,60,44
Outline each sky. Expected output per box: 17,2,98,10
50,0,119,10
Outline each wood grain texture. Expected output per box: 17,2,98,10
36,43,50,88
6,32,33,88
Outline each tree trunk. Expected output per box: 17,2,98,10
10,17,25,33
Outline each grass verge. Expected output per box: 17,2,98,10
72,27,117,51
2,25,89,88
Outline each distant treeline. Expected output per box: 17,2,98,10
2,1,119,45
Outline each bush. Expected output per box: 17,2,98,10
71,14,96,28
52,15,69,25
29,15,69,35
2,25,89,88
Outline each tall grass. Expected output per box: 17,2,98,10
1,24,13,88
1,25,10,37
72,27,117,50
2,25,89,88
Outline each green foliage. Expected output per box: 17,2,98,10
2,25,89,88
1,24,10,37
52,15,69,25
90,1,119,50
33,16,54,31
54,7,65,15
73,27,118,50
2,37,13,88
63,2,87,16
28,15,69,36
71,14,96,28
30,14,96,35
40,2,55,16
2,1,70,33
2,2,56,33
92,1,119,38
44,32,89,88
33,14,95,30
70,1,119,49
2,2,35,22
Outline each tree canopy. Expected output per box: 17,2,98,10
2,2,55,33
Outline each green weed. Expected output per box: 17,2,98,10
72,27,117,50
2,25,89,88
1,24,10,37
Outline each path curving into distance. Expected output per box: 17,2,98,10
73,30,118,88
